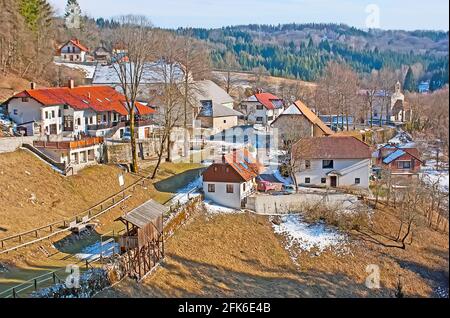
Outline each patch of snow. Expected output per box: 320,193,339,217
167,177,202,206
54,62,96,78
75,241,119,262
203,200,241,214
272,215,349,256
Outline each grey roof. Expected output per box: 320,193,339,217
92,61,185,85
120,199,169,228
198,101,242,118
193,80,234,107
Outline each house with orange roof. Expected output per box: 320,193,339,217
271,100,333,146
57,39,90,63
202,148,262,209
240,92,284,126
6,81,155,139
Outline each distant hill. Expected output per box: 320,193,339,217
177,23,449,90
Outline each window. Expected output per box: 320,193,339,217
13,109,18,115
243,183,246,192
51,110,55,118
321,178,326,184
77,118,81,126
58,109,62,117
64,104,69,109
223,120,227,123
45,111,49,119
268,116,274,121
22,97,29,102
208,184,215,193
89,117,94,124
103,114,107,122
226,184,234,193
85,117,88,125
256,116,264,122
305,160,311,169
256,105,264,110
305,177,311,184
397,161,412,169
322,160,334,169
355,178,361,184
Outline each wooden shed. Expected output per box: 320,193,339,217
116,199,168,252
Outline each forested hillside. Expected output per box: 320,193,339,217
176,24,449,90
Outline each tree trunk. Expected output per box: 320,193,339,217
129,108,139,173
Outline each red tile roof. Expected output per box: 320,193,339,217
293,136,372,160
203,148,262,183
254,93,282,110
58,39,89,53
11,86,154,116
293,100,334,135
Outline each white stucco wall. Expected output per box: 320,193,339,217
295,158,371,188
203,178,255,209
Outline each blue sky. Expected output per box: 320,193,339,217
49,0,449,30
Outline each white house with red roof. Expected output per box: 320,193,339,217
6,81,155,139
240,92,284,126
57,39,90,63
202,148,262,209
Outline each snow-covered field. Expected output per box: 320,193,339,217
272,215,350,257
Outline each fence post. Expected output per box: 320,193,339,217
52,272,56,284
34,279,37,291
12,288,16,298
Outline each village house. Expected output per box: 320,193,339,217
292,136,372,188
93,46,111,64
202,148,262,209
57,39,90,63
271,100,334,145
6,81,155,139
240,92,284,126
374,144,423,178
193,80,242,134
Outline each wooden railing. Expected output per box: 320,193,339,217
33,137,104,150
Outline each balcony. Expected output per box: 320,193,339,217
87,121,124,131
33,137,104,150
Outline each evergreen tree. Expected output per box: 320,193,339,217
19,0,52,33
403,66,416,92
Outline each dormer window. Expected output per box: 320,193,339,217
22,97,29,102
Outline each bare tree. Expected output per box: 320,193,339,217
110,15,157,173
151,33,185,179
178,34,211,160
216,51,240,95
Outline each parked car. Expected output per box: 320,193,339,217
281,184,296,194
122,128,131,141
257,179,277,192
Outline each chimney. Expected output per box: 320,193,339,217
87,92,91,99
30,82,36,90
68,79,75,89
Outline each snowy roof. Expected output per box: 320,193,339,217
382,149,406,164
92,61,185,85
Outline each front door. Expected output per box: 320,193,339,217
49,124,57,135
330,176,337,187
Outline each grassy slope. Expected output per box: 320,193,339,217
0,149,201,292
100,207,448,298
